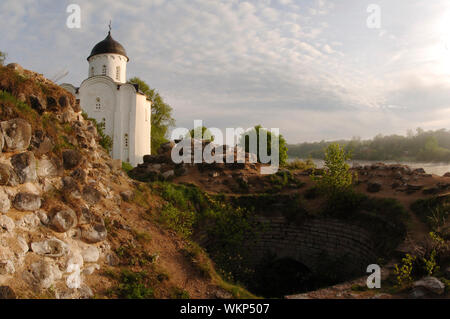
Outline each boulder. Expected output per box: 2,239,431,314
0,215,15,232
51,208,78,232
81,246,100,263
35,209,49,225
444,172,450,177
80,221,107,243
0,163,11,185
0,260,15,275
120,190,134,202
82,186,102,205
413,276,445,295
10,151,37,183
36,157,60,178
31,238,69,257
413,168,426,174
71,167,86,183
0,188,11,213
0,286,16,299
162,170,175,180
29,95,46,113
62,149,82,170
30,260,62,289
0,118,32,151
13,192,41,211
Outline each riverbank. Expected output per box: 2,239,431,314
288,158,450,176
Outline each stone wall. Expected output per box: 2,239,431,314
246,215,376,274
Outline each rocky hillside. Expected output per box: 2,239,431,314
0,64,250,299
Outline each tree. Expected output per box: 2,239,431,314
0,51,6,65
313,143,354,196
128,77,175,154
239,125,288,166
189,126,214,141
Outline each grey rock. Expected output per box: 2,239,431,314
0,163,10,185
0,260,15,275
162,169,175,180
51,208,78,232
413,276,445,295
37,158,59,178
13,192,41,211
0,118,32,151
0,215,15,232
62,149,82,170
10,151,37,183
81,246,100,263
0,189,11,213
82,186,102,205
81,222,107,243
30,259,62,289
31,238,69,257
120,190,134,202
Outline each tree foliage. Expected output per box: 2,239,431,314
287,128,450,162
188,126,214,141
312,143,354,196
128,77,175,154
0,51,6,65
239,125,288,166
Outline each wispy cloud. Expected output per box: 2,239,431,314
0,0,449,142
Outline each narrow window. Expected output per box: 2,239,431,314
102,65,107,75
124,133,129,149
95,97,101,111
116,66,120,81
90,66,94,76
145,108,148,122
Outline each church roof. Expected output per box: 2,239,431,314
87,31,129,61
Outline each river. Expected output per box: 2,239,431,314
288,158,450,176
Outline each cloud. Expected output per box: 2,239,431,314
0,0,449,143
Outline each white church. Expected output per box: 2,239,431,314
61,29,151,167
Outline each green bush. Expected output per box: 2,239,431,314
115,270,154,299
159,203,195,238
122,161,133,173
311,143,355,196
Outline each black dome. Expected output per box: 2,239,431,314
87,31,129,61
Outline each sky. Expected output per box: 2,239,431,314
1,0,450,143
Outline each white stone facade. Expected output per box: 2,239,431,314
61,34,151,167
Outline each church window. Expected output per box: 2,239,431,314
90,66,94,76
116,66,120,81
95,97,101,111
145,108,148,122
102,65,107,75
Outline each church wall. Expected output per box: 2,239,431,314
78,79,117,140
131,93,151,166
88,54,127,83
117,85,135,163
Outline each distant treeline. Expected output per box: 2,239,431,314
287,128,450,162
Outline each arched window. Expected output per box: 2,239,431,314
116,66,120,81
95,97,101,111
90,66,94,76
102,65,107,75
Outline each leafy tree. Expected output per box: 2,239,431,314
0,51,6,65
239,125,288,166
313,143,354,196
128,77,175,154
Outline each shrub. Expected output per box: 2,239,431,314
122,161,133,173
284,158,315,171
159,203,195,238
115,270,154,299
393,254,416,288
312,143,355,196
